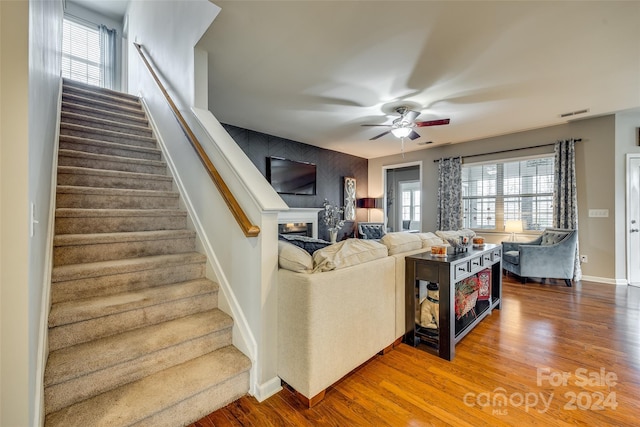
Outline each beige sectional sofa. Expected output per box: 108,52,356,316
277,232,444,406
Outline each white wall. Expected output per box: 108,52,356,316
126,0,287,400
28,0,64,425
1,3,30,424
1,0,62,424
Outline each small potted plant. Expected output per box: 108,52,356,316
322,199,345,243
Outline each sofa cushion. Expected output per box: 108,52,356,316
279,234,332,254
541,230,569,246
278,241,313,272
359,223,385,239
380,232,423,255
312,239,388,272
503,250,520,265
416,232,445,249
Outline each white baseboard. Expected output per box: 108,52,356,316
252,376,283,402
581,275,628,285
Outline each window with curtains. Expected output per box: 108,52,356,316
461,156,554,231
62,17,116,89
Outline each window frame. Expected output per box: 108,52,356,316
461,154,555,232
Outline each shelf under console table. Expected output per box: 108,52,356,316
404,244,502,360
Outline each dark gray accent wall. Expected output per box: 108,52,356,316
223,124,368,240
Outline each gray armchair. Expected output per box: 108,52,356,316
502,228,578,287
358,222,386,240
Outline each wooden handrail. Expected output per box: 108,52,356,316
134,43,260,237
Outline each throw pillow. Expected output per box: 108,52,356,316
278,241,313,272
380,232,423,255
278,234,332,254
312,238,388,273
416,232,446,249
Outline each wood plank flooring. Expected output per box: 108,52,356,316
190,275,640,426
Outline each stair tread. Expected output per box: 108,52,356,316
59,135,161,155
61,122,156,143
62,101,149,125
58,149,166,167
62,83,141,107
61,111,151,131
52,252,207,283
57,165,170,181
55,208,185,218
56,185,177,197
62,92,145,116
45,309,231,387
54,229,195,247
45,346,250,427
49,278,217,327
63,79,141,102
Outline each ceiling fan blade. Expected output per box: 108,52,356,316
361,124,392,127
415,118,450,127
370,130,392,140
404,110,420,122
408,130,420,140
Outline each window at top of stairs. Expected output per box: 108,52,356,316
62,17,116,89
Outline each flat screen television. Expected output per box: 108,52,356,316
267,157,317,195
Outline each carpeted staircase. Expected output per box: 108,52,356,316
44,79,251,427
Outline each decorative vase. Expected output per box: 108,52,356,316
329,229,338,243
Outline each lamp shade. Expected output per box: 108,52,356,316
357,197,379,209
391,127,412,138
504,220,523,233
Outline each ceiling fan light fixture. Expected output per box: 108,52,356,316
391,127,412,138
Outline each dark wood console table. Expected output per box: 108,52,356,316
404,244,502,360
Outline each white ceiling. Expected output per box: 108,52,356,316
72,1,640,159
200,1,640,158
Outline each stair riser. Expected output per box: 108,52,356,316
60,126,156,149
62,93,145,118
62,115,153,138
57,172,172,191
51,262,205,303
131,372,250,427
55,214,186,235
62,103,148,127
48,293,218,351
44,327,232,414
59,140,161,161
54,235,195,266
59,154,167,175
63,86,141,108
55,193,179,210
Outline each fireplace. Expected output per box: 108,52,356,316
278,222,313,237
277,208,322,239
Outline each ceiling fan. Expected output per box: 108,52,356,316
362,106,450,141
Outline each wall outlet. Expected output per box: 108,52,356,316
580,255,588,263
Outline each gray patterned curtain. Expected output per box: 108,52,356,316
553,139,582,280
100,25,116,90
437,157,462,230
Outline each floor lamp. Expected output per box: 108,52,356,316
505,220,523,241
357,197,379,222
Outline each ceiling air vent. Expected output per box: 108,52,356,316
560,108,590,118
416,141,433,146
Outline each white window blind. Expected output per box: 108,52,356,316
462,156,554,231
62,18,102,86
62,17,116,89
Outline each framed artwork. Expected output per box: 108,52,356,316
343,177,356,221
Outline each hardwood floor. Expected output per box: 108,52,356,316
190,275,640,426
